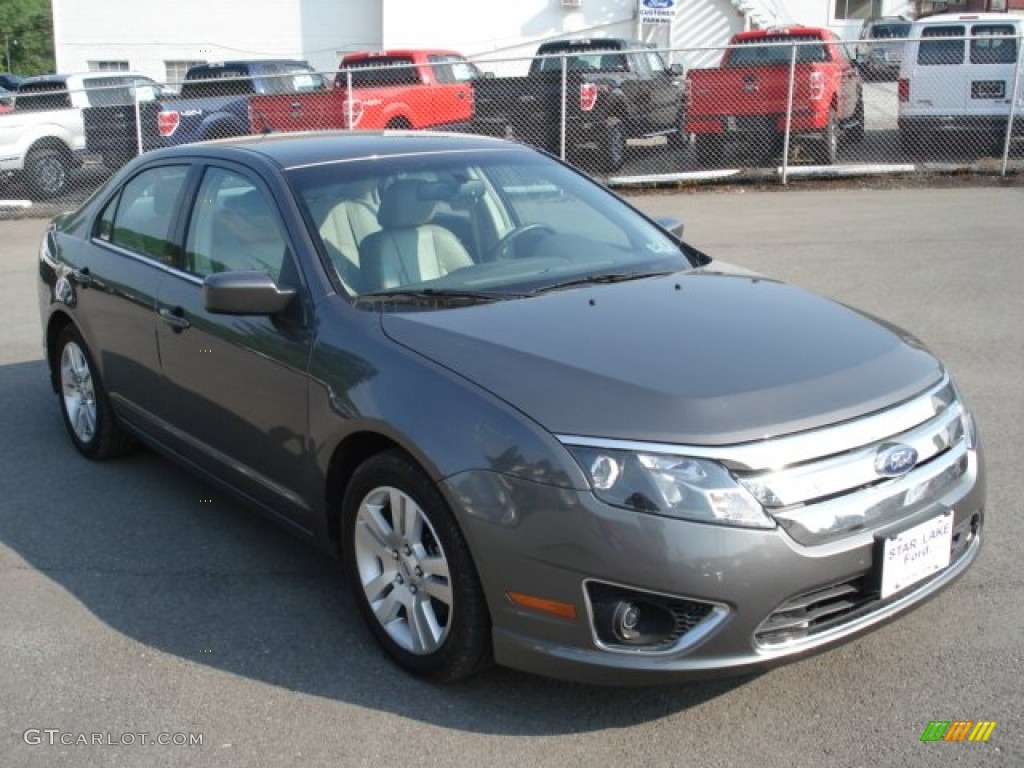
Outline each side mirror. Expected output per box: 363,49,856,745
203,271,296,315
655,216,685,241
668,63,684,77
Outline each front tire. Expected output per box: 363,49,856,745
342,451,492,682
56,325,135,459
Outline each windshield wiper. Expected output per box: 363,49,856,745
354,288,520,306
529,271,673,295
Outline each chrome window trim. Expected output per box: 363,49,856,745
89,238,203,285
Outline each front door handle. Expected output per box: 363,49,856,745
158,306,190,332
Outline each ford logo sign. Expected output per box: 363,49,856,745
643,0,675,8
875,444,918,477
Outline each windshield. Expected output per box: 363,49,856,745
286,150,697,302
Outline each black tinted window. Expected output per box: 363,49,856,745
918,26,965,66
338,57,419,87
15,82,72,111
107,165,190,263
970,25,1017,65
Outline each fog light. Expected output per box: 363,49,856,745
607,599,675,646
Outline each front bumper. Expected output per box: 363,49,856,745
443,443,985,685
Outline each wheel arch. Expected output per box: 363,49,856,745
45,310,75,392
325,430,415,547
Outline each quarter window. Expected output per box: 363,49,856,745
100,165,190,264
185,168,288,280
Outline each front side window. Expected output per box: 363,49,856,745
918,26,965,66
185,168,288,280
98,165,190,264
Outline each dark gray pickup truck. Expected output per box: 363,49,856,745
472,38,686,171
83,60,328,169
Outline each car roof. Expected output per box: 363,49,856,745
138,130,527,171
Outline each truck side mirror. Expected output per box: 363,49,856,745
668,63,684,77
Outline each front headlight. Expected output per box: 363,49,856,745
566,446,775,529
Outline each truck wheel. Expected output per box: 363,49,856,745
601,122,626,172
695,134,724,167
847,97,865,143
815,107,839,165
899,127,925,156
25,147,70,199
386,117,412,130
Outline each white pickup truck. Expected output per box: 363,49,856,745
0,72,160,198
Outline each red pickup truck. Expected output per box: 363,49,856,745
684,27,863,165
248,49,479,136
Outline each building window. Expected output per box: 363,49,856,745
165,60,204,87
834,0,883,19
88,60,130,72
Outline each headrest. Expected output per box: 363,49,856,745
377,179,436,229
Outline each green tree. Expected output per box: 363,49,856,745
0,0,54,75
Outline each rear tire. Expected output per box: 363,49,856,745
342,450,492,682
24,146,69,199
695,134,725,167
601,121,626,172
815,107,839,165
847,97,865,143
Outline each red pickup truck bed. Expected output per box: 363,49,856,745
684,28,863,165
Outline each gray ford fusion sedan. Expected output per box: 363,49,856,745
38,131,985,684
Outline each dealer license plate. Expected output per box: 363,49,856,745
879,512,953,599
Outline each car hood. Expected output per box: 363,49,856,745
379,270,942,445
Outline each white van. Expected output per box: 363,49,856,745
898,12,1023,151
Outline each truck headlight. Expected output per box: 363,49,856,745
566,446,775,529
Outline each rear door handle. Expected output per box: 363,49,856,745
158,306,190,331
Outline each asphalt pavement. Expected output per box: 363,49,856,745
1,182,1022,767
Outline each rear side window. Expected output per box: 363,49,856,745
970,24,1017,65
99,165,190,264
15,82,72,111
918,26,965,66
181,68,254,98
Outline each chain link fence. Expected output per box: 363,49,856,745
2,33,1023,203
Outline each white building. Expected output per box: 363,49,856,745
52,0,915,83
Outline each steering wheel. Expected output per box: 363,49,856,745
491,224,557,260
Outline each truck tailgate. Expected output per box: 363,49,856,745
686,65,824,126
249,90,345,135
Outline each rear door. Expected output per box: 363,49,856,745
75,163,193,427
905,24,967,118
964,22,1020,121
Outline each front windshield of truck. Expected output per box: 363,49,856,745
286,150,698,301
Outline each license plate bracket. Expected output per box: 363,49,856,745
877,511,954,600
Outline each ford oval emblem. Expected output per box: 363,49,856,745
643,0,674,7
875,444,918,477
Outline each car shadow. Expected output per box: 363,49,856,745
0,359,759,735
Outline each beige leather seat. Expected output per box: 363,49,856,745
359,179,474,292
315,180,381,292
